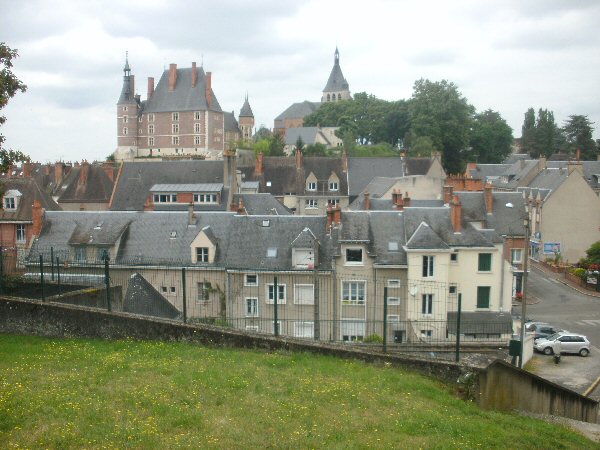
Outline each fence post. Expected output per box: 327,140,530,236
39,254,45,302
104,257,111,312
313,270,320,340
50,246,54,281
56,257,61,296
383,286,388,353
273,276,279,337
181,267,187,324
455,293,462,362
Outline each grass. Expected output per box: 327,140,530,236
0,334,596,449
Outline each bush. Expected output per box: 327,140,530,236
364,334,384,343
0,274,24,293
571,268,587,281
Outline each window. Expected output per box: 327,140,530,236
387,279,401,288
196,247,209,263
170,286,176,294
123,116,128,123
194,194,218,204
328,198,339,207
387,315,400,323
511,249,523,264
329,181,338,191
172,136,179,145
194,136,201,145
161,286,167,294
345,248,363,265
148,124,154,134
305,199,318,209
246,298,258,317
477,286,491,308
421,294,433,315
148,113,155,122
307,182,317,191
450,252,458,262
266,248,277,258
294,284,314,305
194,123,201,133
266,284,286,304
123,106,128,112
172,112,179,121
342,281,366,305
122,127,128,135
172,123,179,133
16,224,25,243
420,330,432,338
139,116,143,123
154,194,177,203
148,137,155,146
478,253,492,271
387,296,400,305
4,197,16,210
75,247,86,262
194,111,201,120
422,255,434,277
449,284,457,295
342,320,365,342
197,282,210,303
388,241,399,251
245,274,258,286
294,322,314,338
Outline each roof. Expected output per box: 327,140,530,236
404,158,434,176
110,161,225,211
239,96,253,117
0,177,60,222
56,164,117,204
447,311,513,334
142,66,222,113
123,273,181,319
284,127,330,146
322,49,349,93
347,157,405,197
68,219,131,246
275,101,321,122
223,111,240,133
234,193,292,215
150,183,223,192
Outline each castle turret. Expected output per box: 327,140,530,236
239,94,254,140
321,47,351,103
116,52,139,158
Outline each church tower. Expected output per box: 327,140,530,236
116,53,139,158
321,47,351,103
239,94,254,140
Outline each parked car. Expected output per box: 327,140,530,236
525,321,550,332
534,332,591,357
533,325,564,341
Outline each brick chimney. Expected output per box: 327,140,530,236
237,197,246,215
147,77,154,99
143,195,154,211
341,148,348,173
169,63,177,92
443,185,453,205
191,62,197,87
295,148,303,169
363,191,370,210
450,194,462,233
326,204,334,233
333,205,342,225
54,162,63,186
32,199,44,236
205,72,212,108
101,162,115,183
403,192,411,208
392,189,404,211
465,162,477,177
79,160,89,185
255,152,263,175
484,182,493,214
22,162,33,178
188,203,196,225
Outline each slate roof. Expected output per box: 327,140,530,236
123,273,181,319
547,160,600,191
323,49,349,93
454,191,526,237
142,66,222,113
0,177,60,222
233,193,292,215
467,164,510,180
404,158,434,176
110,161,225,211
284,127,331,146
56,164,118,204
68,220,131,246
151,183,223,192
347,157,405,197
447,311,513,334
223,111,240,133
274,101,321,122
503,154,529,165
239,97,254,117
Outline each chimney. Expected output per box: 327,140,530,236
205,71,212,108
295,148,303,169
326,204,334,234
143,195,154,211
255,152,263,175
450,194,462,233
341,148,348,173
54,162,63,186
22,162,33,178
188,203,196,225
237,197,246,215
403,191,411,208
393,189,404,211
32,199,44,236
191,62,197,87
484,182,493,214
101,162,115,183
443,185,453,205
79,160,90,185
147,77,154,99
169,63,177,92
363,191,371,210
333,205,342,225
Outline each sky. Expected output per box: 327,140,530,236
2,0,600,163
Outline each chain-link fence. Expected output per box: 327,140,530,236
3,247,514,356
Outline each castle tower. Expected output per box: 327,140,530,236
239,94,254,140
321,47,351,103
116,52,139,157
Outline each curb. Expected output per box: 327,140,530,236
531,265,600,299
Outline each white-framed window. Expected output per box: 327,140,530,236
4,197,16,210
75,247,86,262
245,274,258,286
421,294,433,315
172,136,179,145
148,137,155,146
266,284,286,304
305,199,318,209
329,181,338,191
122,127,128,135
342,280,366,305
194,111,201,120
172,112,179,121
246,298,258,317
450,252,458,263
307,181,317,191
194,193,218,204
138,116,143,123
194,123,201,133
172,123,179,134
328,198,339,207
388,241,399,251
148,124,154,134
161,286,167,294
420,330,432,338
294,321,314,338
196,247,208,263
123,116,128,123
197,282,210,303
148,113,155,122
511,249,523,264
422,255,434,277
449,284,457,295
345,248,363,265
16,224,25,243
387,279,401,288
154,194,177,203
341,320,365,342
194,136,201,145
294,284,314,305
387,315,400,323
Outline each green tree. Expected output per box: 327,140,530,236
521,108,536,156
294,135,304,154
469,109,514,163
253,126,272,141
268,132,285,156
408,79,474,174
303,143,328,156
562,115,597,160
0,43,28,173
534,108,564,158
410,136,435,156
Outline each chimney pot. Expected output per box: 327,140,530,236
191,62,197,87
363,191,371,210
403,191,411,208
147,77,154,99
451,194,462,232
169,63,177,92
255,152,264,175
32,200,44,236
484,182,493,213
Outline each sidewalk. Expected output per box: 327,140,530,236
530,260,600,299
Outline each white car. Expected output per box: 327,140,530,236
534,332,591,357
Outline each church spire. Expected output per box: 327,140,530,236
322,47,350,102
334,46,339,65
118,52,133,103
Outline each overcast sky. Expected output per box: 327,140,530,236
2,0,600,163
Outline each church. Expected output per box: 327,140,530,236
115,56,254,161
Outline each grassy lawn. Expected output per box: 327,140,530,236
0,334,596,449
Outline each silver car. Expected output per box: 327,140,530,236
534,332,591,357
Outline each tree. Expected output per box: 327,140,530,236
294,136,304,154
521,108,536,156
303,143,328,156
253,126,272,141
520,107,565,158
410,136,435,156
408,79,474,174
562,115,597,160
469,109,514,163
0,43,28,173
268,132,285,156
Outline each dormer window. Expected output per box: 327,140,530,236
329,181,338,191
307,182,317,191
194,193,218,204
294,249,315,269
4,197,16,210
3,190,21,210
196,247,209,263
154,194,177,203
345,248,363,265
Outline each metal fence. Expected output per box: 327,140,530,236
2,247,514,358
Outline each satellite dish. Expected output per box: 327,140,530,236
409,285,419,296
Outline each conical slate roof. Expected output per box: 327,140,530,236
322,48,349,92
239,96,254,117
